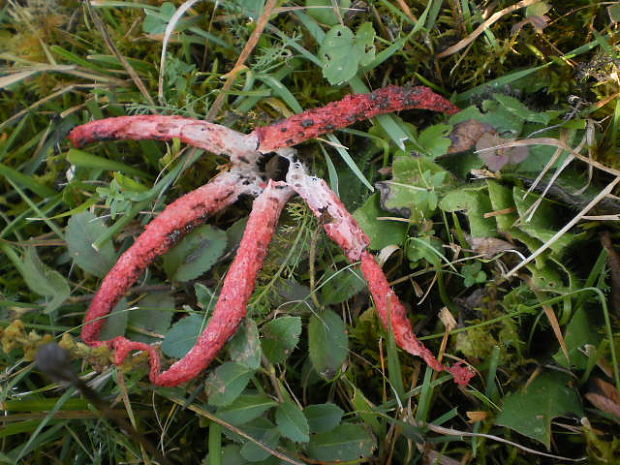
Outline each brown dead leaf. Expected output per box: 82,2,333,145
468,236,515,258
586,378,620,422
475,133,530,171
447,119,494,153
466,410,488,423
585,393,620,422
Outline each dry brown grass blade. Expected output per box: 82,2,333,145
204,0,279,121
543,305,570,362
0,83,106,131
476,137,620,178
424,422,586,462
437,0,541,58
505,176,620,278
87,1,155,108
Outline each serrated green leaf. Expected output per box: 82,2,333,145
100,298,129,340
512,186,578,252
307,423,375,461
203,444,248,465
66,212,117,277
18,248,70,314
451,102,523,136
553,306,603,369
261,316,302,364
127,292,175,343
418,123,453,158
216,395,277,426
163,224,227,282
238,419,281,462
353,194,407,250
496,372,583,447
320,267,365,305
304,403,344,433
195,283,218,311
376,156,451,221
308,310,348,378
275,401,310,443
494,94,552,125
351,388,383,434
161,314,205,358
319,22,375,84
228,319,262,370
206,362,253,407
439,186,497,237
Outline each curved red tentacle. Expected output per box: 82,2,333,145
84,181,292,387
253,86,460,152
69,115,258,159
288,171,473,386
82,171,247,345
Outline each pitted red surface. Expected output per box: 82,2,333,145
70,86,473,387
254,86,459,152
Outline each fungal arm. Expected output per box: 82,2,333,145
82,171,251,345
287,165,473,385
69,115,259,161
253,86,459,152
87,181,292,387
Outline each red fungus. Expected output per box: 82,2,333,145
69,86,474,387
253,86,460,152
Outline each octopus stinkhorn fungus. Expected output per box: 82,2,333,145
70,86,473,387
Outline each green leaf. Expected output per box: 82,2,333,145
142,2,177,35
203,444,248,465
18,248,70,314
237,418,281,462
66,212,117,277
353,194,407,250
439,186,497,237
553,306,603,369
67,148,150,179
418,123,453,158
320,267,366,305
306,0,351,26
351,388,383,434
609,4,620,22
307,423,376,461
512,186,579,253
406,235,444,268
496,372,583,448
206,362,254,407
217,394,277,426
228,319,262,370
308,310,348,378
195,283,218,311
493,94,552,125
319,22,375,84
275,401,310,443
162,314,205,359
450,102,523,136
304,403,344,433
127,292,175,343
376,156,451,221
163,224,227,282
100,298,129,340
261,316,302,364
